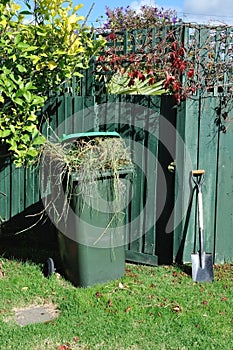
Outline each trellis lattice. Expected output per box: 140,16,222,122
93,23,233,99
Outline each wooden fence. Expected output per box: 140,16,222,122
0,23,233,265
1,92,233,264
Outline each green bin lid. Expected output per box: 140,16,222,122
61,131,120,143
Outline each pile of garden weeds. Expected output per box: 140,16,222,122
39,135,133,224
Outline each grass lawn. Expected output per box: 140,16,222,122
0,232,232,350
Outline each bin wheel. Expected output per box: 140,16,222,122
43,258,55,278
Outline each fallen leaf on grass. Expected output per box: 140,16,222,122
107,299,113,307
21,287,28,291
148,295,154,299
125,306,131,313
125,266,138,277
126,272,138,278
218,311,225,315
172,305,183,313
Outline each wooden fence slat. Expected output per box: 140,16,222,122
25,167,39,209
10,165,25,219
130,97,149,256
155,95,176,264
142,97,159,257
0,156,11,223
197,97,219,256
215,106,233,263
174,97,199,263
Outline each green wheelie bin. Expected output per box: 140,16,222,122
54,131,133,287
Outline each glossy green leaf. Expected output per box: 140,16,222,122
17,64,27,73
33,135,46,145
0,129,11,138
27,148,38,157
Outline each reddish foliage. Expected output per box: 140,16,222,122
96,31,195,103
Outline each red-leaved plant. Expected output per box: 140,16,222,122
95,5,197,102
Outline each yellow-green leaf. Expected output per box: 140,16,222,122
11,3,21,11
27,114,37,122
0,19,7,27
68,14,78,24
27,148,38,157
48,61,57,70
76,16,85,21
17,64,27,73
0,129,11,138
73,4,83,12
33,135,46,145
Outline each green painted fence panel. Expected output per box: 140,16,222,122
10,165,25,219
95,94,178,265
174,96,233,264
173,99,199,262
175,97,215,263
95,94,161,265
197,97,219,256
125,96,159,265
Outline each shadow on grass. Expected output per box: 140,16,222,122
0,203,61,269
176,263,192,277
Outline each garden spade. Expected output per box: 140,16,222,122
191,170,214,282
